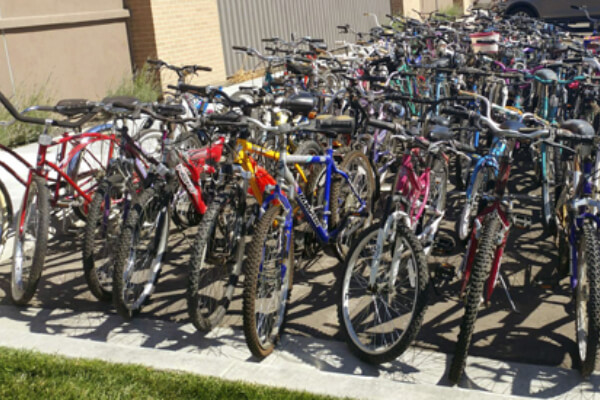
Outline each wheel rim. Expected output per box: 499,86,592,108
576,241,589,362
255,219,289,347
121,204,168,310
12,186,40,300
342,226,419,355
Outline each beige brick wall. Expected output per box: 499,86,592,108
125,0,227,89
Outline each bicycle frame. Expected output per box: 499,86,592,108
261,138,367,245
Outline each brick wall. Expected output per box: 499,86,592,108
390,0,403,15
125,0,227,88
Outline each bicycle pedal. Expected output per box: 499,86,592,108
432,236,455,255
434,262,456,281
512,213,532,229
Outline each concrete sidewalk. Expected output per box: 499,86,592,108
0,304,597,400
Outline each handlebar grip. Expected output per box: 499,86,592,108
367,119,397,132
262,38,277,43
232,46,248,52
309,38,324,43
195,65,213,72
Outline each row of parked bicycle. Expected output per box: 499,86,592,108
0,6,599,385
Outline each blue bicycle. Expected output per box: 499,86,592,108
241,114,375,359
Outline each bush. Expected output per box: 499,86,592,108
107,63,162,103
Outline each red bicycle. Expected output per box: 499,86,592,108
0,91,118,305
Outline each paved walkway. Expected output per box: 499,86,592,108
0,304,597,400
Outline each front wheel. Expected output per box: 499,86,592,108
112,187,170,319
338,221,429,364
576,220,600,377
242,204,293,359
187,187,245,332
449,213,500,384
11,176,49,305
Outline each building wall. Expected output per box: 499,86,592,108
0,0,132,101
125,0,228,88
218,0,391,77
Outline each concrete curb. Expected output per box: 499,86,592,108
0,305,597,400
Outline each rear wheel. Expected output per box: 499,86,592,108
576,220,600,377
11,177,49,305
331,151,376,260
187,188,245,332
82,177,135,302
242,204,293,359
112,187,170,319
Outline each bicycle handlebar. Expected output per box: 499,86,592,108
0,91,98,128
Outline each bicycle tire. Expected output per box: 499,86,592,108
0,178,14,257
577,220,600,377
331,150,376,260
541,145,557,235
10,176,49,305
112,186,170,319
242,203,293,359
82,177,134,302
338,221,429,364
187,187,245,332
449,213,500,384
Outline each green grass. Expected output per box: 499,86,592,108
0,347,347,400
0,86,53,148
107,63,162,103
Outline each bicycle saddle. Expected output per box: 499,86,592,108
315,115,355,137
287,62,313,76
101,96,140,107
534,68,558,82
560,119,594,137
279,92,317,115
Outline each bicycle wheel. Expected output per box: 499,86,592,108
419,156,447,237
82,176,135,302
455,165,492,243
66,137,117,220
0,179,14,257
10,176,49,305
449,213,500,384
242,203,293,359
187,187,245,332
112,187,170,319
576,220,600,377
454,122,472,191
541,145,557,235
338,221,429,364
331,150,376,260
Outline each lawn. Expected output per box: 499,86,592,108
0,347,346,400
